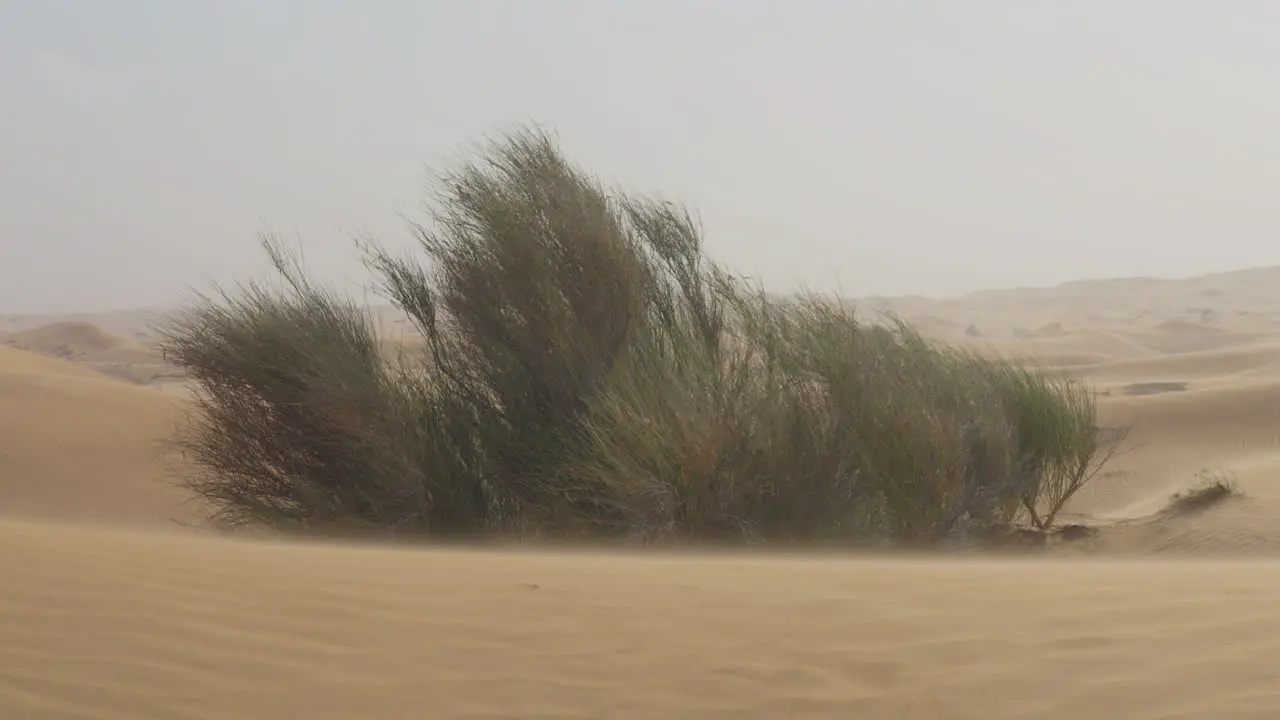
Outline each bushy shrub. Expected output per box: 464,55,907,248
160,128,1122,545
159,242,448,533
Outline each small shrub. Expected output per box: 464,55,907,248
1168,470,1241,514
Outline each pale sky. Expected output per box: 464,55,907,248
3,1,1279,313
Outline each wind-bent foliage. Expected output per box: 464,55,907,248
161,128,1122,544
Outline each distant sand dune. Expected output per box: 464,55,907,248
2,320,178,386
5,320,130,356
0,346,193,526
963,328,1166,368
1115,380,1189,396
1084,341,1280,382
1127,319,1265,355
0,309,166,339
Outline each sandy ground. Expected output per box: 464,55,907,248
4,266,1280,718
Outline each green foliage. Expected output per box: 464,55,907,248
161,128,1123,545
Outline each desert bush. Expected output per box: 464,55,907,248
161,127,1120,544
981,361,1128,530
158,241,456,533
361,132,703,531
566,284,877,542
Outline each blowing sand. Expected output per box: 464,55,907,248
4,267,1280,718
7,520,1280,719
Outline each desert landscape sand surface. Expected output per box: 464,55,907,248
5,267,1280,718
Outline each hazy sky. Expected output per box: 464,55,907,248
3,1,1279,313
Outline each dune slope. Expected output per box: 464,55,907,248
2,519,1280,719
0,346,192,526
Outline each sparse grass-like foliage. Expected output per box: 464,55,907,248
1168,470,1242,514
161,127,1123,545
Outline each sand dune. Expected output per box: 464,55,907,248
862,265,1280,341
1126,319,1265,355
1054,346,1280,531
968,328,1163,366
0,346,193,527
5,320,132,356
1082,340,1280,382
5,268,1280,717
0,309,167,340
2,320,179,387
4,519,1280,719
